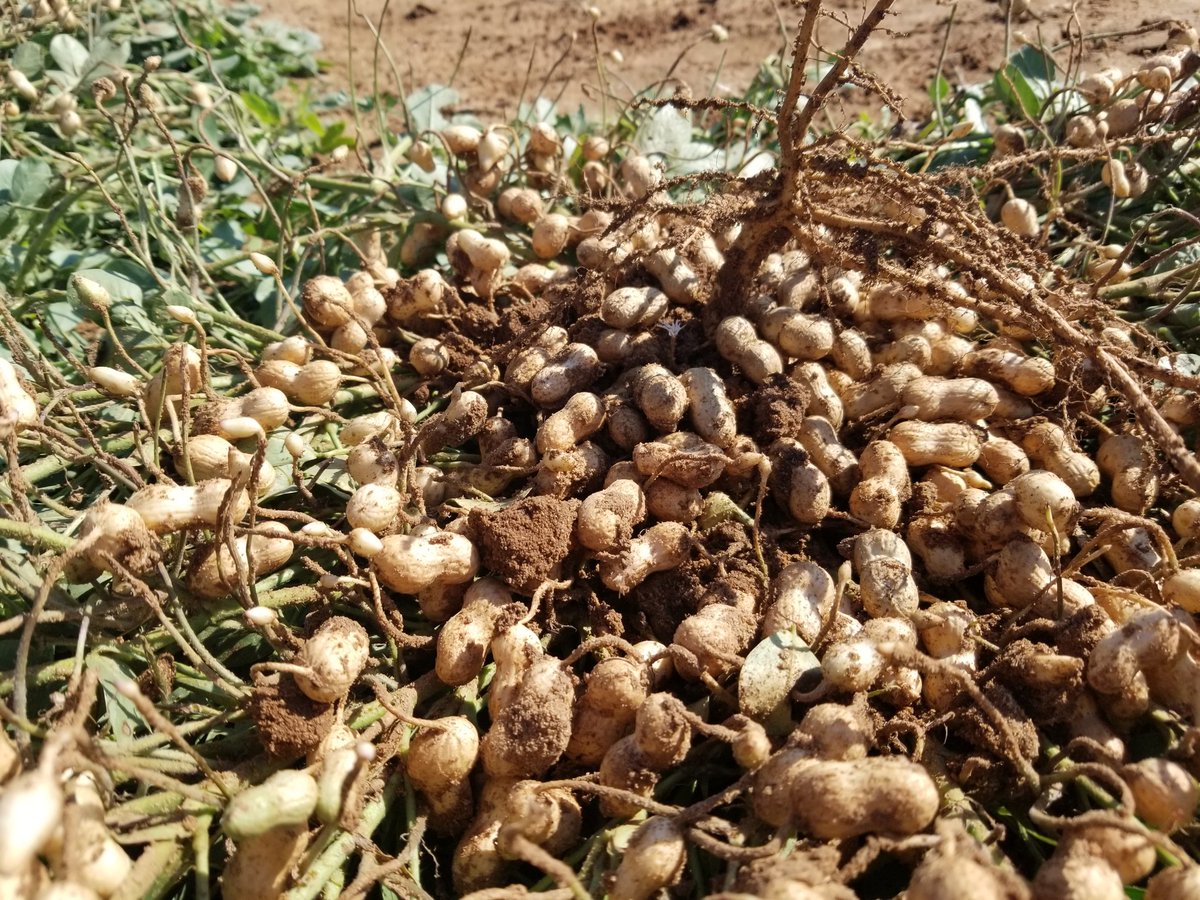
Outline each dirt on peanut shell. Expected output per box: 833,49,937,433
250,0,1194,121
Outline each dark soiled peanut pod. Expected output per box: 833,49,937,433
480,657,577,778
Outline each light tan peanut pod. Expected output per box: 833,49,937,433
840,363,922,420
600,522,691,594
497,186,544,224
234,387,291,430
435,579,515,685
606,399,651,450
889,420,982,468
716,316,783,384
906,516,967,582
927,333,974,376
531,213,571,259
781,450,832,525
187,523,295,599
1102,525,1162,575
793,362,844,430
645,479,702,523
408,338,448,377
854,529,919,618
345,483,402,534
577,479,646,552
341,410,403,446
632,432,726,489
529,343,601,407
1163,569,1200,613
1173,498,1200,541
1008,469,1079,535
1096,433,1158,514
87,366,142,399
900,376,999,421
762,561,837,642
680,367,736,448
534,441,608,499
831,329,873,381
645,248,702,304
960,343,1055,396
373,530,480,594
143,344,202,415
600,286,668,330
992,387,1035,420
874,333,931,370
66,502,161,582
976,434,1030,485
259,333,310,366
1123,758,1197,834
537,392,606,452
407,717,479,834
294,616,370,703
127,479,251,533
301,274,353,329
985,537,1054,609
389,268,449,322
1021,422,1100,497
256,359,342,406
630,364,687,433
173,434,276,495
347,442,400,487
797,416,859,494
595,329,635,363
1000,197,1039,237
566,657,651,766
759,307,834,360
849,440,911,529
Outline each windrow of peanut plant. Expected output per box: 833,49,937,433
2,0,1200,898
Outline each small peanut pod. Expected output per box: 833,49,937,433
771,438,831,526
960,343,1055,396
88,365,143,398
345,483,403,534
716,316,783,384
608,816,686,900
256,359,342,407
187,522,295,599
854,529,919,618
294,616,371,703
759,307,835,361
1096,433,1159,514
302,275,354,330
644,478,703,523
680,367,736,448
1087,607,1181,700
66,502,161,581
373,530,480,594
1021,422,1100,497
841,363,923,420
632,432,727,489
481,657,577,778
762,561,841,644
874,333,931,370
793,362,844,430
752,755,939,838
849,440,911,529
900,376,999,421
407,717,480,834
566,657,651,766
831,329,873,381
577,479,646,552
530,343,602,407
976,434,1029,485
0,359,39,435
536,391,606,453
797,416,859,494
144,344,203,415
127,478,251,534
173,433,276,496
600,286,669,330
631,364,688,432
888,420,982,468
906,515,966,582
984,537,1054,609
223,769,320,841
600,522,691,594
645,248,702,305
1009,469,1079,534
347,441,400,487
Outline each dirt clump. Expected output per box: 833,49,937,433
469,495,581,594
246,671,337,759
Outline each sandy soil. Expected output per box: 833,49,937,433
249,0,1194,124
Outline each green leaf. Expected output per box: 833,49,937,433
994,46,1055,119
49,34,90,81
88,653,148,741
9,159,55,206
406,84,457,134
738,630,820,735
13,42,45,78
79,38,132,87
240,91,281,127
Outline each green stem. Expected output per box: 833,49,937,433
284,772,402,900
0,518,75,552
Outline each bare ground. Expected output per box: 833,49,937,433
251,0,1194,122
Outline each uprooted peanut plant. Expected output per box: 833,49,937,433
3,0,1200,897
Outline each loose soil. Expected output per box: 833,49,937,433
251,0,1195,121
